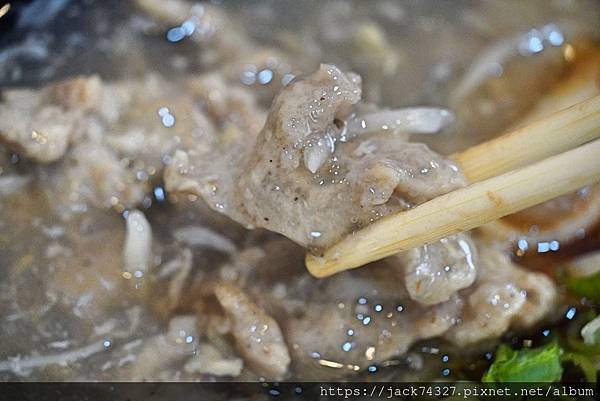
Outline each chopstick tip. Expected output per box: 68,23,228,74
305,253,330,278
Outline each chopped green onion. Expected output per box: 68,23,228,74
482,342,563,383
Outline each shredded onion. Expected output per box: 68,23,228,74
173,225,236,254
451,36,517,103
452,24,564,103
167,248,193,310
0,340,108,375
123,209,153,274
348,107,455,136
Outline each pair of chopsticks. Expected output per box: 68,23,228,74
307,94,600,277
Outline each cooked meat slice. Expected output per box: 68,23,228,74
129,315,198,380
1,73,243,212
285,267,462,379
245,64,462,249
6,104,75,162
214,283,291,379
479,246,558,330
443,244,558,346
165,64,465,249
210,233,557,379
185,73,267,143
444,282,526,346
47,142,147,211
393,233,477,305
0,77,98,163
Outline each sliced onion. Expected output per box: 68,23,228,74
0,340,108,375
348,107,455,136
173,225,236,254
452,24,564,103
451,36,517,103
123,209,153,274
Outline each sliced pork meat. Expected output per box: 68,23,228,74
443,242,558,346
202,233,557,380
214,283,291,379
47,142,148,212
285,268,462,380
165,64,465,249
129,315,198,380
0,73,249,212
0,76,140,209
0,63,561,382
0,77,102,163
1,0,597,385
393,233,478,305
287,243,556,378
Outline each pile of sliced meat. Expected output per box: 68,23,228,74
160,65,559,379
0,27,561,379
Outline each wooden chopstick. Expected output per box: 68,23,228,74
306,95,600,278
454,94,600,183
307,140,600,277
